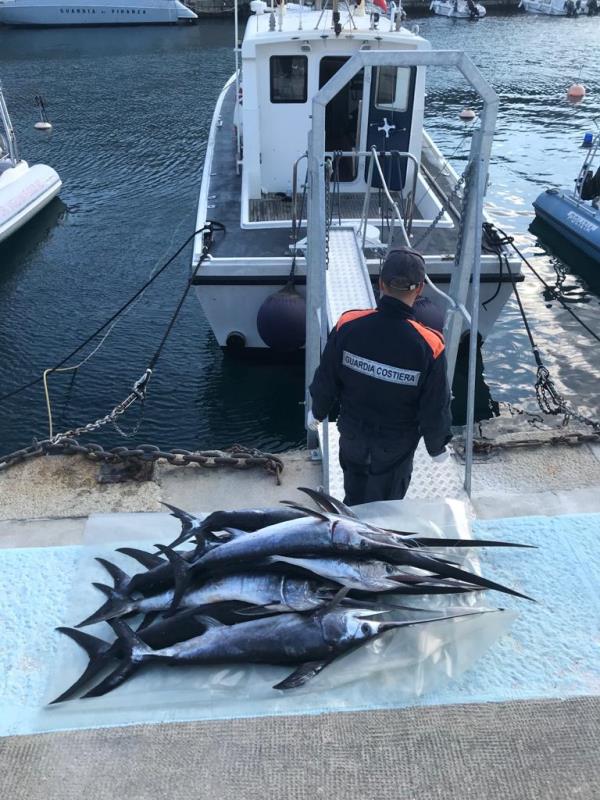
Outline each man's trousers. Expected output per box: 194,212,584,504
337,418,420,506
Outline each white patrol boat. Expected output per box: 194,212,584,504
0,0,197,26
0,87,62,245
191,0,521,356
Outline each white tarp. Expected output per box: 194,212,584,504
42,498,516,728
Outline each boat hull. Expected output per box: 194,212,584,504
0,163,62,243
192,266,517,350
430,0,486,16
0,0,196,25
519,0,586,14
533,189,600,264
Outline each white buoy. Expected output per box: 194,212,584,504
567,83,586,99
34,94,52,131
459,108,477,121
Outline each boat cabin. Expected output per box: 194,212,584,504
238,3,430,225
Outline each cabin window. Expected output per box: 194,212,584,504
270,56,308,104
375,67,411,112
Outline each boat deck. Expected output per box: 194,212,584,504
204,82,470,263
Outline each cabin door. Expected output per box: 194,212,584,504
365,66,416,190
319,56,364,182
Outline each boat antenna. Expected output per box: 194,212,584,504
332,0,341,34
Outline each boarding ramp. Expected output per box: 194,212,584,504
320,226,375,493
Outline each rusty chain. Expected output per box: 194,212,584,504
0,439,284,484
453,429,600,461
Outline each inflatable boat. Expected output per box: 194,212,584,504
0,87,62,244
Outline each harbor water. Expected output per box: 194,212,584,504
0,14,599,456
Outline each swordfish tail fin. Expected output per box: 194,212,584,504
48,628,117,704
82,620,160,699
75,583,136,628
162,502,224,549
95,557,133,594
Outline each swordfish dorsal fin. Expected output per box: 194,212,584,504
279,501,330,521
153,543,194,615
297,487,359,520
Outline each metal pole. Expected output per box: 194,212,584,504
0,87,19,165
305,107,327,454
443,129,486,388
463,155,484,496
233,0,241,174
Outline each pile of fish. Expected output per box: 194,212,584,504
51,488,533,702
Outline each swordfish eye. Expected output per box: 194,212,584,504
385,564,395,574
361,623,372,636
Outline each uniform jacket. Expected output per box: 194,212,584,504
309,295,452,456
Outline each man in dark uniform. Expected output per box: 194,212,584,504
307,246,452,505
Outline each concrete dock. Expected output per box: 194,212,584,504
0,432,599,799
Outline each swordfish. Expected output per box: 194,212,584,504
76,572,337,628
182,514,533,602
84,606,492,698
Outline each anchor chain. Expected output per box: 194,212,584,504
0,439,284,484
49,368,153,444
324,156,333,273
411,163,470,251
483,222,600,433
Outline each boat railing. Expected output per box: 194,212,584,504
0,87,19,166
358,146,418,249
575,129,599,200
292,147,419,246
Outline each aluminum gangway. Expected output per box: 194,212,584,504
305,49,499,500
320,226,376,497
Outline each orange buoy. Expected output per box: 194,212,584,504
567,83,586,99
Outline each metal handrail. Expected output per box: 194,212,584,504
323,147,420,242
0,86,19,166
424,275,471,326
366,146,411,248
291,152,309,241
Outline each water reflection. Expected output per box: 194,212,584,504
451,335,499,427
529,216,600,298
0,197,67,278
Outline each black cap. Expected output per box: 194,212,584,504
380,247,426,291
